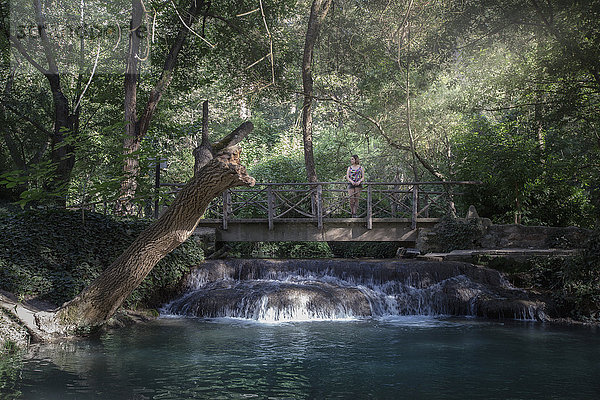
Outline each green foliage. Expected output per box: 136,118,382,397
426,217,487,253
0,160,70,207
454,115,595,226
249,155,306,183
483,231,600,322
1,340,19,355
328,242,400,259
523,255,599,322
0,347,22,400
454,116,539,221
0,209,203,309
227,242,333,259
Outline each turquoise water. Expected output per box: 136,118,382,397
12,316,600,399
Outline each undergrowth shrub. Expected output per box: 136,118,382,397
425,217,486,252
0,209,203,309
328,242,400,258
227,241,399,259
486,230,600,322
227,242,333,258
0,346,22,400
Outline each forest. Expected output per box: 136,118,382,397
0,0,597,227
0,0,600,335
1,6,600,399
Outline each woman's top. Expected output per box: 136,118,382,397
347,166,363,185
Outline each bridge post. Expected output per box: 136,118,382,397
223,190,231,230
366,184,372,230
317,184,323,230
267,186,274,230
411,184,418,230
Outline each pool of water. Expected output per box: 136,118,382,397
9,316,600,399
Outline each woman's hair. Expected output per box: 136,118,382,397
352,155,360,164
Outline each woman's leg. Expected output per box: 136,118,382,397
348,188,355,215
353,187,362,215
348,186,361,216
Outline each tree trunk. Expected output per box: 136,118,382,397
27,0,80,207
1,122,253,338
54,132,254,330
118,0,145,214
301,0,332,183
193,100,212,176
47,76,78,206
119,0,206,213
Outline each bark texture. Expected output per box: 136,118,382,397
193,101,212,176
118,0,145,214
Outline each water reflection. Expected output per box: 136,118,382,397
14,317,600,399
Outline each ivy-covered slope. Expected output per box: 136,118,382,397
0,209,204,309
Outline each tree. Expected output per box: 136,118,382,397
118,0,212,213
19,122,256,333
117,0,294,212
301,0,332,183
1,0,86,205
444,0,600,223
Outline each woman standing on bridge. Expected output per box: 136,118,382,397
346,155,365,217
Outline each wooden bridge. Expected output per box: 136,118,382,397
166,181,478,243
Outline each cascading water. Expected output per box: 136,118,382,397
162,259,547,322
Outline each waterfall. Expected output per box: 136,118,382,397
162,259,547,322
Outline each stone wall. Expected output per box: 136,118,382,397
417,218,591,253
478,224,590,249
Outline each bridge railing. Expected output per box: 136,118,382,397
195,181,477,230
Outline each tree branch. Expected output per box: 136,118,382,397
530,0,600,89
0,100,52,138
298,91,448,181
170,0,214,48
33,0,59,76
205,13,242,33
138,0,206,138
212,121,254,153
194,120,254,175
73,43,101,113
6,35,49,75
477,101,558,112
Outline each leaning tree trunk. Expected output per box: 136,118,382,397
52,133,254,331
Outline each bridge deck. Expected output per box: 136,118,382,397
195,217,440,242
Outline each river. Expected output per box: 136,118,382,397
5,258,600,399
11,316,600,399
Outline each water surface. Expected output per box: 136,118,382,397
13,316,600,399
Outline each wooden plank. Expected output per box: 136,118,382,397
411,185,418,230
198,219,437,242
317,184,323,230
222,190,230,230
366,184,373,230
267,186,274,231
